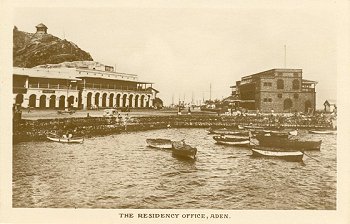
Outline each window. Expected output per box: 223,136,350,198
292,79,300,90
268,98,272,102
263,82,272,87
293,73,299,77
278,94,282,98
294,93,299,99
263,98,268,102
277,79,284,89
263,98,272,102
284,98,293,110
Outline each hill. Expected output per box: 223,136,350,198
13,26,93,68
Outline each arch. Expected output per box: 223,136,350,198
67,96,74,108
146,95,150,107
95,92,100,107
277,79,284,89
59,95,65,109
135,95,139,108
109,93,114,107
102,93,107,108
49,95,56,108
87,92,92,109
15,94,24,106
129,94,134,108
116,93,121,107
283,98,293,110
305,100,312,113
292,79,300,90
39,95,46,108
122,94,128,107
140,95,145,107
29,94,36,108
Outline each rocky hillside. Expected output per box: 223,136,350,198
13,26,93,68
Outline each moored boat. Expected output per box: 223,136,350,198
255,135,322,150
242,125,264,130
213,135,250,147
309,130,335,135
172,140,197,159
208,128,248,136
251,147,304,162
47,135,84,143
146,138,173,149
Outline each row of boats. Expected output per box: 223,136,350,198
147,126,335,162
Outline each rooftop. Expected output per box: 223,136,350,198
35,23,47,28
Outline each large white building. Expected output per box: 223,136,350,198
13,61,158,110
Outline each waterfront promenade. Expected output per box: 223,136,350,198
13,108,334,143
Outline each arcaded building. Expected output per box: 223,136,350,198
13,61,158,110
230,69,317,113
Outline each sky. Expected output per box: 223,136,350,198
13,2,338,109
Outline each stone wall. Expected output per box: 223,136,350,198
13,114,333,143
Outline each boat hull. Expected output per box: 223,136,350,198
172,141,197,159
256,136,322,150
215,140,250,146
251,148,304,162
47,136,84,143
146,139,173,149
309,130,335,135
208,128,248,136
213,136,250,146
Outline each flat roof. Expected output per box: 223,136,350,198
242,68,303,79
13,67,154,84
302,79,318,84
13,67,80,81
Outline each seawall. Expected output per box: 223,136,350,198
13,114,333,143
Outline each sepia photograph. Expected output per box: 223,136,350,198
1,0,350,223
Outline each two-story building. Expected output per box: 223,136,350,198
13,61,158,110
230,69,317,113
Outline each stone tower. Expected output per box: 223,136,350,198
35,23,48,34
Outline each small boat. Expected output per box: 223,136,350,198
213,135,250,146
208,128,248,136
146,138,173,149
57,109,76,115
309,130,335,135
172,140,197,159
243,125,264,130
47,135,84,143
251,147,304,162
255,135,322,150
213,136,250,146
288,130,298,136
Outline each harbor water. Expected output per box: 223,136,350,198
13,128,336,209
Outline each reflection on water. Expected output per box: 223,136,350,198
13,128,336,209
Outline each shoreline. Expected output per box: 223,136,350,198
13,112,334,144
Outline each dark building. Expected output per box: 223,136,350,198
230,69,317,113
35,23,48,34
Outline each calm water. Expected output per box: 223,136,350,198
13,128,336,209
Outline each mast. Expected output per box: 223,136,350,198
210,83,212,101
284,44,287,68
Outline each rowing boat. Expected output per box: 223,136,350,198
255,135,322,150
146,138,173,149
47,136,84,143
251,147,304,162
213,135,250,146
309,130,335,134
172,140,197,159
207,128,248,136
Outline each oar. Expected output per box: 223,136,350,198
303,152,320,162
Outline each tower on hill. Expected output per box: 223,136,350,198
35,23,48,34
